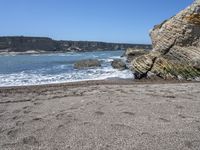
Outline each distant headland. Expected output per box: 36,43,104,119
0,36,152,54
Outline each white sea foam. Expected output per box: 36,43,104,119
99,58,114,63
0,67,133,87
110,56,121,59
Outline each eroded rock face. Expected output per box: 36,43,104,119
131,0,200,80
124,48,150,62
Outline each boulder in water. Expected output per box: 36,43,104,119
111,59,127,70
74,59,101,69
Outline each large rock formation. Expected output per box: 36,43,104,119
131,0,200,80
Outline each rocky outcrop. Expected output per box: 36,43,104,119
131,0,200,80
74,59,101,69
0,36,152,53
111,59,127,70
124,48,150,62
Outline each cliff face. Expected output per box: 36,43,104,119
0,37,58,52
131,0,200,80
57,41,151,52
0,36,151,52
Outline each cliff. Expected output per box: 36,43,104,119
0,37,58,52
0,36,151,53
131,0,200,80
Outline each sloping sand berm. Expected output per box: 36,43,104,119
0,80,200,149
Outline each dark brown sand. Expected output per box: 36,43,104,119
0,79,200,150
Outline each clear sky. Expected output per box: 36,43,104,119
0,0,193,44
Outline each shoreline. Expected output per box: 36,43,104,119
0,50,122,56
0,78,198,91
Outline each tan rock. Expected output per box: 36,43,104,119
131,0,200,80
125,48,150,62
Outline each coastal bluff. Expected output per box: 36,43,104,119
131,0,200,80
0,36,151,53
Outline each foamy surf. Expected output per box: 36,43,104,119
0,67,133,87
0,50,133,87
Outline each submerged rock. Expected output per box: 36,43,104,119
74,59,101,69
111,59,127,70
131,0,200,80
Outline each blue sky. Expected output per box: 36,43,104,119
0,0,192,44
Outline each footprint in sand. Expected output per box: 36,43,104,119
32,117,43,121
86,101,94,106
57,124,64,129
122,111,135,116
164,95,176,99
22,106,33,114
83,122,95,126
115,103,125,107
0,114,4,119
111,123,133,131
69,104,81,110
22,106,30,110
33,101,42,105
2,142,18,149
159,117,170,123
184,140,193,148
23,110,31,114
22,136,39,146
141,132,156,138
16,121,24,126
56,113,66,120
175,105,184,109
12,109,21,114
197,126,200,131
94,111,105,116
0,107,6,114
178,114,187,119
56,113,78,124
183,140,200,149
12,115,21,120
7,128,19,139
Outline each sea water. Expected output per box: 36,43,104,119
0,50,133,87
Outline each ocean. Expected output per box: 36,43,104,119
0,50,133,87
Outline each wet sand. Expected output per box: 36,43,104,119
0,79,200,150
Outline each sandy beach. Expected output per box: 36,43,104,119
0,80,200,150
